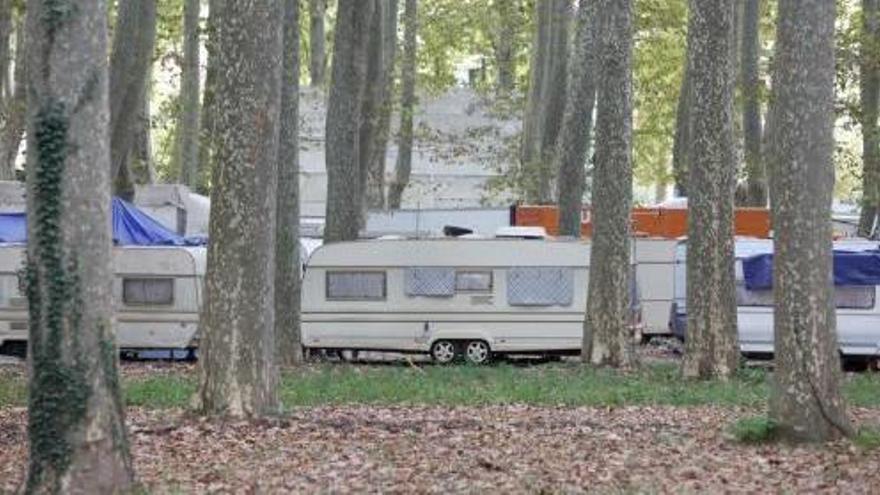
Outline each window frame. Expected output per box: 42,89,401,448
454,270,494,293
325,270,387,301
122,277,175,306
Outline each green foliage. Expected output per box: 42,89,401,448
730,416,780,444
853,426,880,450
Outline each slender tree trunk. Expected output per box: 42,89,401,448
0,0,10,103
583,0,634,368
276,0,302,367
176,0,201,188
199,0,224,194
357,0,386,222
681,0,739,380
741,0,766,207
858,0,880,237
24,0,133,491
493,0,516,96
536,0,571,203
130,85,155,185
197,0,283,417
324,0,374,242
520,0,552,197
366,0,399,210
109,0,157,201
0,14,24,180
388,0,417,210
769,0,852,442
309,0,327,87
672,62,691,197
556,0,597,237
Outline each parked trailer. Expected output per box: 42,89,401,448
0,244,206,357
670,238,880,362
301,238,642,363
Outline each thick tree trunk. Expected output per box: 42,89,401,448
109,0,157,201
672,63,691,197
769,0,852,442
388,0,417,210
366,0,399,210
583,0,634,368
741,0,766,207
681,0,739,380
357,0,386,221
197,0,283,417
199,0,224,194
176,0,201,188
858,0,880,237
493,0,516,96
24,0,133,491
324,0,374,242
276,0,302,367
309,0,327,87
0,14,24,180
556,0,596,238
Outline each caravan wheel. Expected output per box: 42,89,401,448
431,340,457,364
465,340,491,365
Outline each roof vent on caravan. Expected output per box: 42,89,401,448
443,225,474,237
494,226,547,239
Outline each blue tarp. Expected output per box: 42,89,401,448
0,198,206,246
742,250,880,290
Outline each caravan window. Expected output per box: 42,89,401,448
736,283,875,309
455,271,493,292
326,271,386,300
123,278,174,305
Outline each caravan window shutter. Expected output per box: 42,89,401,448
506,267,573,306
405,267,455,297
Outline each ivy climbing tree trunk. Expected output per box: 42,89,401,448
24,0,134,491
176,0,201,188
681,0,739,380
583,0,633,368
0,13,24,180
366,0,399,210
197,0,283,417
324,0,374,242
388,0,417,210
276,0,302,367
671,62,691,197
556,0,597,237
769,0,852,442
858,0,880,237
109,0,157,201
309,0,327,87
741,0,766,207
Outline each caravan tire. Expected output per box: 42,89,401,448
431,340,457,364
465,340,491,365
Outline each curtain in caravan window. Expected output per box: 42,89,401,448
405,267,455,297
507,267,573,306
326,272,386,300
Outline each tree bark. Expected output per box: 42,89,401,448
276,0,302,367
493,0,516,96
130,85,155,185
388,0,417,210
741,0,766,207
858,0,880,237
197,0,283,417
309,0,327,87
583,0,633,368
357,0,386,221
769,0,852,442
366,0,399,210
24,0,134,491
324,0,375,242
176,0,201,188
681,0,739,380
109,0,157,201
520,0,552,199
556,0,597,237
0,13,24,180
0,0,11,103
199,0,224,194
672,62,691,197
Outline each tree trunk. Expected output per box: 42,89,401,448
199,0,224,194
276,0,302,367
197,0,283,417
858,0,880,237
109,0,157,201
357,0,386,222
130,85,155,185
556,0,597,237
0,13,24,180
672,62,691,197
681,0,739,380
366,0,399,210
176,0,201,188
324,0,375,242
493,0,516,96
0,0,10,103
769,0,851,442
388,0,417,210
583,0,634,368
520,0,552,198
24,0,134,491
309,0,327,87
741,0,766,207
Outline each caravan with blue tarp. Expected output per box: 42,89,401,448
670,238,880,364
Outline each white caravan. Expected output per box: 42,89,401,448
0,244,206,357
301,238,642,364
671,238,880,362
632,238,679,338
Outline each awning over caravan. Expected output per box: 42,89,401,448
0,198,206,246
742,250,880,290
